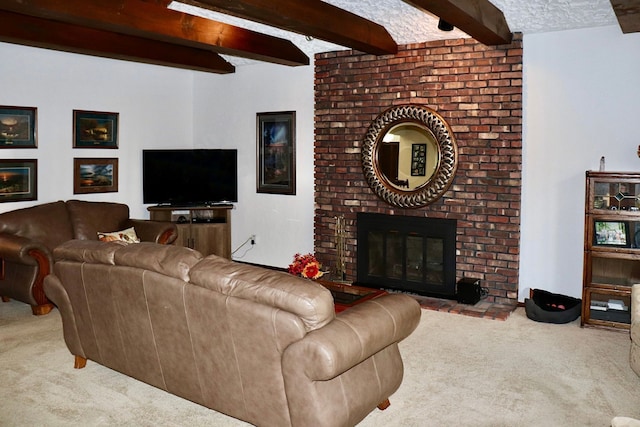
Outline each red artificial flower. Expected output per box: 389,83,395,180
302,261,322,279
288,253,324,279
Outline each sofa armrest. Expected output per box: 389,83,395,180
631,285,640,377
0,233,52,266
0,233,54,314
632,284,640,326
43,274,85,359
283,293,420,380
125,219,177,245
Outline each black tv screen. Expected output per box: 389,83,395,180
143,149,238,205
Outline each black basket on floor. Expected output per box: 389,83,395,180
524,289,581,324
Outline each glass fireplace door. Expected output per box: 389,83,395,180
358,213,456,298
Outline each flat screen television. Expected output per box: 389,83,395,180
143,149,238,206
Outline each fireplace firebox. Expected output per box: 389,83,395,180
356,213,456,298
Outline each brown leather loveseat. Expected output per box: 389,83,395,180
0,200,177,315
44,239,421,427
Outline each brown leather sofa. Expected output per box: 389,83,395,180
44,239,421,427
0,200,177,315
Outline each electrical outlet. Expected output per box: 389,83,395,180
250,234,256,245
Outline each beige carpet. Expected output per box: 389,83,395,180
1,299,639,426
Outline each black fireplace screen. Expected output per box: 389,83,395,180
356,213,456,298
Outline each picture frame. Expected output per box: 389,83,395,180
0,106,37,148
0,159,37,202
73,158,118,194
256,111,296,195
594,220,630,247
73,110,119,148
411,143,427,176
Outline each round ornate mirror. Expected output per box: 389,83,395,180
362,105,458,208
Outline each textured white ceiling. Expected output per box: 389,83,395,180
170,0,619,66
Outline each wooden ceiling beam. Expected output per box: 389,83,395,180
610,0,640,33
0,0,309,66
181,0,398,55
402,0,512,45
0,10,234,73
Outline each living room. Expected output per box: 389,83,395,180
2,19,639,304
1,1,640,425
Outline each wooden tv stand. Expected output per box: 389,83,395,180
148,205,232,259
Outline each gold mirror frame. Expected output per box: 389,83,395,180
362,105,458,208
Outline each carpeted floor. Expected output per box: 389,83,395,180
1,299,639,426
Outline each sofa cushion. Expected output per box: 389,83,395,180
66,200,129,240
114,242,203,282
54,239,122,265
54,240,202,282
190,255,335,332
0,201,74,250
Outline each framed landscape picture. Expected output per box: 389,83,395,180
73,158,118,194
73,110,119,148
256,111,296,195
0,106,37,148
0,159,37,202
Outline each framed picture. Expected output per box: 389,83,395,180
411,143,427,176
257,111,296,195
73,158,118,194
0,159,37,202
594,220,630,247
73,110,118,148
0,106,37,148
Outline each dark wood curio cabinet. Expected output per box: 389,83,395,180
582,171,640,330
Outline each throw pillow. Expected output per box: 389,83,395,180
97,227,140,244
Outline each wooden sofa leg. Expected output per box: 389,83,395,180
74,356,87,369
31,303,54,316
377,399,391,410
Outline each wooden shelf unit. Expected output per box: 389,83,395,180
582,171,640,330
148,205,232,259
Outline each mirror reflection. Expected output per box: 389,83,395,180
378,123,439,191
362,104,457,208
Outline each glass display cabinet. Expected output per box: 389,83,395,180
582,171,640,329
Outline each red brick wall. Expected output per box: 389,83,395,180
314,35,523,305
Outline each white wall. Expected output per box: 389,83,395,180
0,41,314,269
5,25,640,298
0,42,194,218
520,25,640,300
192,63,316,268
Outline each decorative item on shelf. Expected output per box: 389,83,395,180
288,253,325,279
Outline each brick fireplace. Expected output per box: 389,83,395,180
313,35,523,305
356,212,457,298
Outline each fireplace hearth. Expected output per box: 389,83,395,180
356,213,456,299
